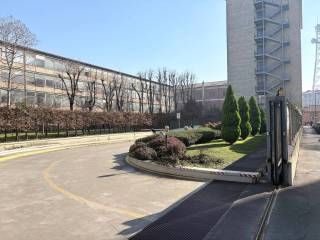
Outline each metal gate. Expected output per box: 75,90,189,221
267,96,288,186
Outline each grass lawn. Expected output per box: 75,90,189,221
184,134,267,169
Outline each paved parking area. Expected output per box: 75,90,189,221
0,142,203,240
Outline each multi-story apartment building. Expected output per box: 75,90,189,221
177,81,227,111
0,42,171,112
226,0,303,107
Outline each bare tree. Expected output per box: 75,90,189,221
179,71,195,106
185,72,196,101
114,74,126,112
160,68,171,114
57,61,84,111
138,72,147,113
131,72,147,113
101,73,116,112
0,16,37,107
156,69,163,113
84,71,97,112
169,70,178,112
146,70,155,114
131,74,145,113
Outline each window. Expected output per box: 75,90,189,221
27,91,36,105
35,55,45,68
35,78,45,87
26,72,35,85
55,79,63,89
46,94,54,106
0,89,7,103
44,58,54,69
36,92,45,105
61,96,69,107
12,90,24,103
26,54,35,65
78,81,86,92
1,71,9,82
15,51,24,64
13,74,24,85
46,78,54,88
53,95,62,108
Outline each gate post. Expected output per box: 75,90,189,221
266,96,288,185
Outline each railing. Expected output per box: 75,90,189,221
286,101,303,146
266,96,303,185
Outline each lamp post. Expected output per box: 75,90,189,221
164,125,169,148
177,112,181,129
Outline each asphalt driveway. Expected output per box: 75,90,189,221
0,142,203,240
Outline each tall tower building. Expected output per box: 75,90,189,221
226,0,303,107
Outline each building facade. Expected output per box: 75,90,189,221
227,0,303,107
177,81,228,111
0,43,171,112
303,90,320,108
303,90,320,123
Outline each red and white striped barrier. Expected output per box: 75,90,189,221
126,156,261,184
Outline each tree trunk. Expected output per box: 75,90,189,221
70,101,74,111
7,71,11,107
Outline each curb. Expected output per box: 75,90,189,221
126,155,261,183
0,132,151,163
0,132,152,151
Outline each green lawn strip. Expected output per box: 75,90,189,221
184,134,266,169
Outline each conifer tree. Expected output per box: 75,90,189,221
221,86,241,144
249,97,261,136
259,106,267,134
238,96,252,140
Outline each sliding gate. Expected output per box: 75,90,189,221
267,96,288,186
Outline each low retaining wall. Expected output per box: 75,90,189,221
126,155,261,183
0,132,152,152
285,127,303,186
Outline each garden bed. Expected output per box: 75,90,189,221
185,135,266,169
129,128,266,171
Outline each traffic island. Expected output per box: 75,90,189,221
127,132,266,183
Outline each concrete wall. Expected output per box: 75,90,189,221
227,0,302,107
280,0,302,108
227,0,256,99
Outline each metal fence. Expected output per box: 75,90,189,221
267,96,302,186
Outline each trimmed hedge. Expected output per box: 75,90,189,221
130,135,186,164
167,127,221,147
129,142,157,160
135,134,159,144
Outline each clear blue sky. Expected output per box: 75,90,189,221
1,0,318,91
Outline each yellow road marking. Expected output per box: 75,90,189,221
0,140,130,163
0,148,66,163
0,141,150,220
42,158,148,220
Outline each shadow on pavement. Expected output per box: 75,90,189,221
224,147,267,172
96,141,269,239
121,181,274,240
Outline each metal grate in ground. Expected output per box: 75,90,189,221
130,181,248,240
